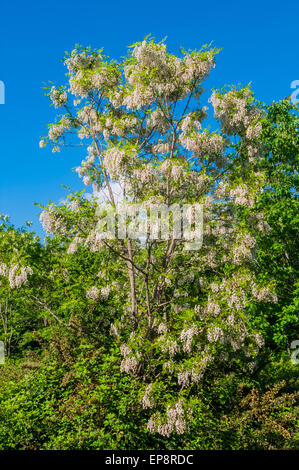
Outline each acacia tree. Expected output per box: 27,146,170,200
30,38,281,436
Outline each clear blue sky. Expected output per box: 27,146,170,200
0,0,298,236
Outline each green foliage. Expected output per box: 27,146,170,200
0,38,298,450
247,100,299,349
0,347,297,450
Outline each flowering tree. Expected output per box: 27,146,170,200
32,37,282,436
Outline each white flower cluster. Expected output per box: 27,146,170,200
177,361,210,388
216,273,252,313
90,67,117,91
247,144,261,162
192,348,213,382
232,233,256,264
210,282,219,293
65,50,101,74
147,108,169,133
180,131,224,158
210,89,261,136
147,400,186,436
120,344,131,357
0,263,33,289
48,117,71,142
133,163,154,184
159,160,185,182
67,236,83,255
65,50,116,99
48,124,65,141
182,53,215,82
230,185,254,207
178,370,191,389
180,115,194,134
253,333,265,348
179,110,208,135
194,304,200,315
83,175,91,186
251,285,278,303
86,284,110,301
50,86,67,108
246,122,262,140
100,115,137,138
110,323,119,338
100,285,111,299
207,325,225,343
78,127,90,140
227,291,246,311
133,41,168,70
122,83,155,110
86,286,99,300
255,212,271,233
78,106,98,124
69,71,89,98
124,41,185,104
40,208,67,235
157,322,168,335
0,263,8,277
103,147,127,179
203,249,217,268
75,147,96,181
206,300,221,316
247,145,257,156
141,383,155,409
180,324,198,353
163,360,174,374
118,41,217,110
160,338,180,357
120,343,139,374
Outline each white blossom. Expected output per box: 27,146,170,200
86,286,99,300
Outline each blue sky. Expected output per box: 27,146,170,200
0,0,298,236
